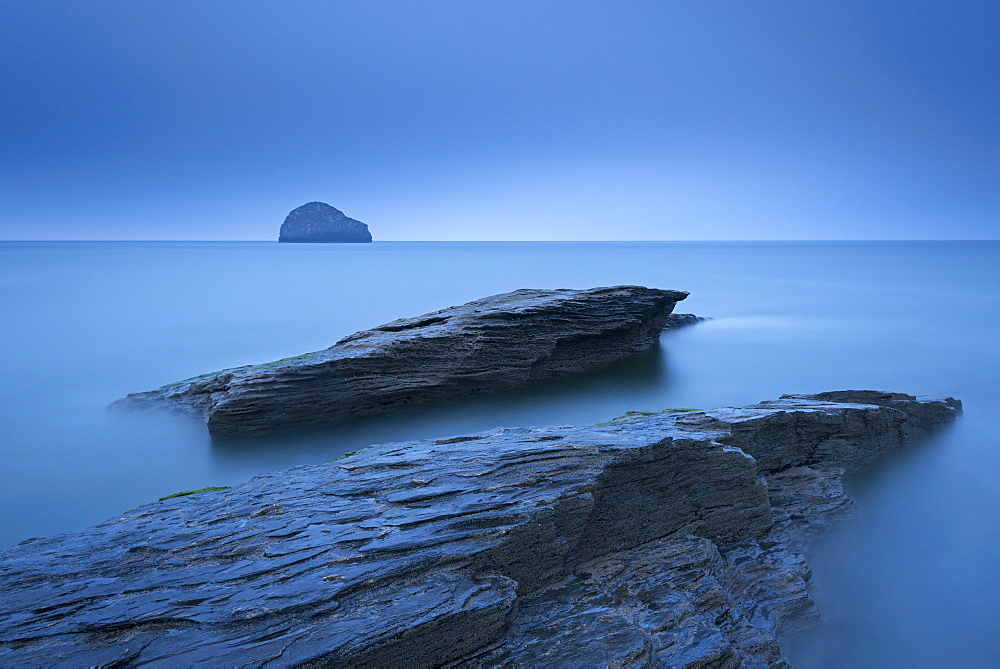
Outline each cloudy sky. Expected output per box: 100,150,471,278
2,1,998,240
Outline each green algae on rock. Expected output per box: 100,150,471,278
158,486,231,501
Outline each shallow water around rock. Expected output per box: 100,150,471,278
1,240,997,667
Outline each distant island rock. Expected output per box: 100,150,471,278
111,286,693,439
278,202,372,243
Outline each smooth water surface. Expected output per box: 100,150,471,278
1,240,998,666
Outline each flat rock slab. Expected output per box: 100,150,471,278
111,286,691,439
1,391,960,667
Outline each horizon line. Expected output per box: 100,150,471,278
1,238,998,244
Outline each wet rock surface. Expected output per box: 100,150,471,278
0,392,960,667
111,286,691,439
278,202,372,243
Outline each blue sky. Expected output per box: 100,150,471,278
2,1,998,240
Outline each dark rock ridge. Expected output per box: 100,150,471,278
278,202,372,243
112,286,691,439
0,391,960,667
663,312,707,328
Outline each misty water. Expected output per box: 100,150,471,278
1,240,997,666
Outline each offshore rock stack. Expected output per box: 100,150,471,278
0,391,960,666
277,202,372,243
111,286,693,439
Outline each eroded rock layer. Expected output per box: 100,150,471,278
111,286,691,439
0,392,960,667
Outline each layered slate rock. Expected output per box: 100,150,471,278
0,392,960,667
278,202,372,243
112,286,690,439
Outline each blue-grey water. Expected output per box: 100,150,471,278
1,240,997,667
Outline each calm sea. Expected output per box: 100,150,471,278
1,240,997,666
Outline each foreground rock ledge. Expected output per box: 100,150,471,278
1,391,960,667
111,286,691,439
